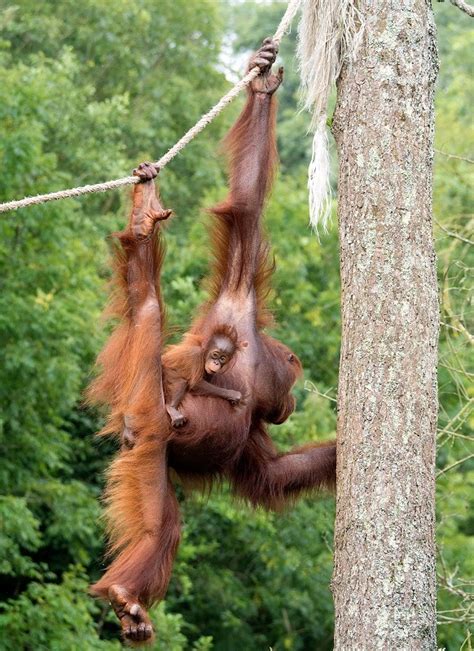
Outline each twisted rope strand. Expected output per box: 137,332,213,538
0,0,301,214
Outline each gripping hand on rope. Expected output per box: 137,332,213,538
129,162,172,241
249,38,284,95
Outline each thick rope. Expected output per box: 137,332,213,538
450,0,474,17
0,0,301,214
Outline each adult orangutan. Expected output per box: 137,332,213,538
88,39,336,645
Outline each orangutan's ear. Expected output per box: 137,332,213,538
239,340,249,349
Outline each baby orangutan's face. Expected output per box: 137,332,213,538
204,336,236,375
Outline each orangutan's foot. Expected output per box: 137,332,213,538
108,584,154,645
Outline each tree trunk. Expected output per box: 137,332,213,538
332,2,439,649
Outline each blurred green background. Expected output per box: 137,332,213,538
0,2,472,649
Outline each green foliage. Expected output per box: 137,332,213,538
0,1,471,650
168,493,334,651
432,5,474,648
0,568,121,651
0,497,42,578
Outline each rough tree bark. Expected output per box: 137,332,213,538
331,2,439,649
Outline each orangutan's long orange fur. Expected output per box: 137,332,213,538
87,46,336,644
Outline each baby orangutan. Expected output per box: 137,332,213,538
163,325,247,428
122,322,247,445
